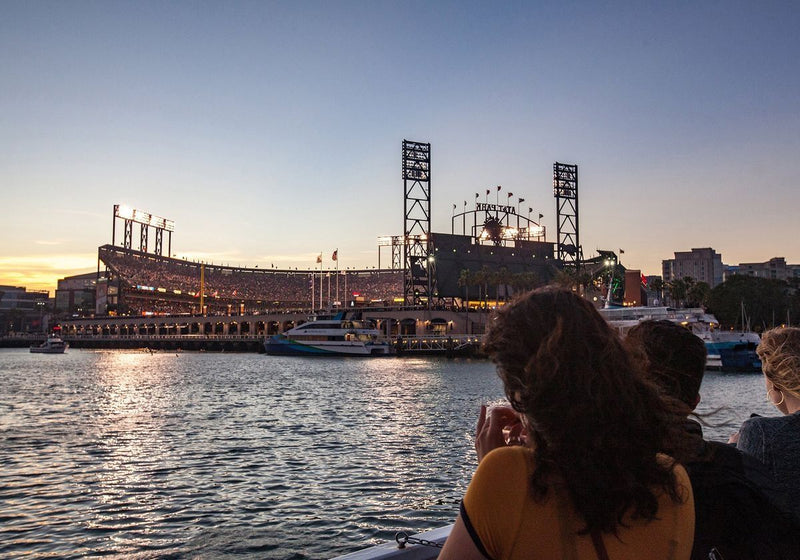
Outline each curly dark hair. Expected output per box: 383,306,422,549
482,287,692,534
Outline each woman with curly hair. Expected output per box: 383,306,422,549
733,326,800,521
439,288,695,560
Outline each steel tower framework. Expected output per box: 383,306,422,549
377,236,403,270
553,162,582,268
402,140,433,307
112,205,174,256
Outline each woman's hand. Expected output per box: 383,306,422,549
475,404,526,462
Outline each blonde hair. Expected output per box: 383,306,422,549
757,327,800,397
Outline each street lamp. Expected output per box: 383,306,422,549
604,258,616,309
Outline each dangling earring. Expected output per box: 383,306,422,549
767,388,785,406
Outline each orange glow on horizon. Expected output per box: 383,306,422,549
0,254,97,294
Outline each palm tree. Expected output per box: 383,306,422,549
575,270,592,295
510,271,539,292
496,267,511,303
687,281,711,308
457,269,473,333
649,277,665,304
552,268,576,290
479,266,492,309
667,278,688,307
457,269,472,309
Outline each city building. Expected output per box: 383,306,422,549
733,257,800,282
642,275,665,307
662,247,724,288
623,269,645,306
55,272,97,316
0,285,50,312
0,285,51,334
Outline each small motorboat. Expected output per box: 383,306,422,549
30,335,69,354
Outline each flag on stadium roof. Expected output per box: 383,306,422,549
332,249,338,261
316,253,322,263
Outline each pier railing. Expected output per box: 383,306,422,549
5,332,486,354
394,335,483,354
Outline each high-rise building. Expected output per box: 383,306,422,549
662,248,724,288
727,257,800,282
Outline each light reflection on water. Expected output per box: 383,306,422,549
0,350,773,559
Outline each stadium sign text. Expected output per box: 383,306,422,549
476,202,516,215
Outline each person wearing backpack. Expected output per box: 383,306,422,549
626,320,800,560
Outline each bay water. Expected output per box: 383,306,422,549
0,349,775,559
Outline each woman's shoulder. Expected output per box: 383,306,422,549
741,413,798,434
480,445,535,470
465,447,537,520
471,446,535,487
739,413,800,454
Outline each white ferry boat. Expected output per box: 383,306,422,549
264,312,393,356
599,306,761,372
30,335,69,354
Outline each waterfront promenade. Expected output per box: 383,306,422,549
4,307,488,353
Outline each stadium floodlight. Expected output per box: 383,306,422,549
116,204,135,220
112,204,175,255
133,209,151,225
114,204,174,231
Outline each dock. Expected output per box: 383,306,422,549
2,333,484,355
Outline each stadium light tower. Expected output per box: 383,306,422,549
402,140,434,307
112,204,175,256
553,163,582,270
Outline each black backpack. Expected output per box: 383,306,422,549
687,441,800,560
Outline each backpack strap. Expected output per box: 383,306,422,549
590,531,611,560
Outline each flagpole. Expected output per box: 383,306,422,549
507,192,513,231
319,252,323,311
475,193,479,237
335,250,339,305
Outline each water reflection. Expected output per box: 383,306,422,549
0,350,773,559
86,352,181,552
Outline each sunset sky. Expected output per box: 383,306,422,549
2,2,799,294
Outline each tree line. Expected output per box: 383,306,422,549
627,275,799,331
457,266,800,332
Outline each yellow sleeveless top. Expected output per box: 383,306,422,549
462,446,694,560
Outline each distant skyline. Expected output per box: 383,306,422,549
2,2,799,294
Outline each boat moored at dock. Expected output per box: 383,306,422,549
599,306,762,372
30,335,69,354
264,312,393,356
